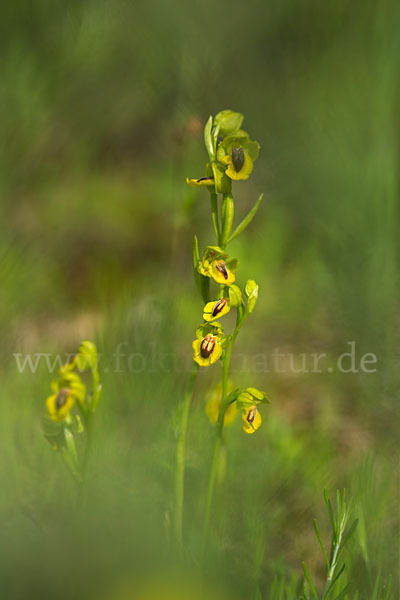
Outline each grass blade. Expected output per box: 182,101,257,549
302,562,319,600
227,193,264,244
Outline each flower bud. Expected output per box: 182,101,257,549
214,110,244,137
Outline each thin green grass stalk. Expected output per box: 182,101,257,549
201,310,242,555
174,361,199,547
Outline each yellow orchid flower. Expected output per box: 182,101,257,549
197,246,238,286
209,259,236,284
241,404,262,434
198,258,236,285
203,298,231,322
192,322,227,367
192,334,222,367
217,133,260,182
237,387,269,434
46,387,76,422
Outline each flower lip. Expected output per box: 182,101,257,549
231,146,245,173
55,388,70,410
212,298,228,317
246,405,257,424
200,334,216,358
215,260,228,280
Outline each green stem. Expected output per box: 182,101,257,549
201,316,243,558
210,192,220,244
174,361,199,547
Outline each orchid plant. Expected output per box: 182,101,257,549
42,340,101,484
174,109,269,553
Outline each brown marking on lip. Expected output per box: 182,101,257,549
215,260,228,280
231,146,245,172
55,388,70,410
246,405,257,424
200,334,216,358
212,298,228,317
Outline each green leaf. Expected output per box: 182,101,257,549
227,193,264,244
220,193,234,247
302,563,319,600
342,518,358,548
326,563,346,596
333,583,351,600
245,279,259,314
204,115,214,159
314,518,330,570
324,489,337,535
193,235,202,295
228,284,243,307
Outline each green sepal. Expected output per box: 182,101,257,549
245,279,259,314
245,140,260,161
226,257,239,272
227,194,264,244
246,387,269,402
195,321,224,340
216,132,250,162
228,284,243,307
202,246,228,262
237,387,269,409
219,333,231,349
213,110,244,137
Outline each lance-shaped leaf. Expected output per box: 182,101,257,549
227,193,264,244
193,235,202,294
204,115,214,160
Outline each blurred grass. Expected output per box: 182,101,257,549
0,0,399,598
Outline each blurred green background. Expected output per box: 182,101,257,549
0,1,398,598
